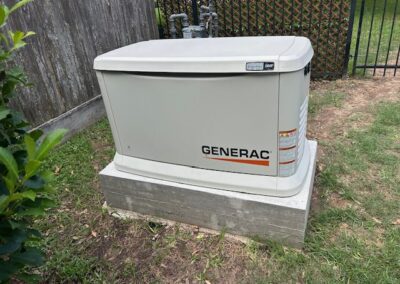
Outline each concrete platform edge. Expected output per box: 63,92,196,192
100,140,317,248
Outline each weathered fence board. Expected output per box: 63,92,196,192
6,0,159,126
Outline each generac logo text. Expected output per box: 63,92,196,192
202,146,270,166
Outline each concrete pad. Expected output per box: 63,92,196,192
100,140,317,248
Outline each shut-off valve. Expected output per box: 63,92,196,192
168,0,218,39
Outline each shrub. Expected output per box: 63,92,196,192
0,1,67,282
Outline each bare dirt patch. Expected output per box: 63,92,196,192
327,192,353,209
309,77,400,141
86,220,253,283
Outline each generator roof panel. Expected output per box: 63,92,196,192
94,36,313,73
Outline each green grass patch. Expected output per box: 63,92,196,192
341,102,400,176
309,90,346,116
33,97,399,282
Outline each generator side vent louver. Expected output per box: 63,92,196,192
297,96,308,166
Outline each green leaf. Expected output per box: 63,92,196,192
11,40,26,51
0,228,28,254
37,197,56,208
27,228,41,238
0,107,11,121
21,190,36,201
35,129,67,160
29,129,43,141
16,207,45,217
9,0,32,13
11,247,44,266
40,170,54,182
0,194,9,213
24,160,41,180
0,240,21,255
0,180,8,195
9,30,23,44
23,175,44,189
9,190,36,202
2,81,17,98
8,220,25,230
0,218,11,230
0,51,10,60
40,184,56,194
0,147,19,181
13,150,27,170
0,260,18,282
8,30,34,51
24,31,35,38
3,172,16,193
0,5,10,27
0,32,9,46
10,110,26,126
24,135,36,161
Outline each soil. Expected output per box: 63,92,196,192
309,76,400,141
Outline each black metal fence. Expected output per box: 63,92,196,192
351,0,400,76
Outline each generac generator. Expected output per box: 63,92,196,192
94,36,315,197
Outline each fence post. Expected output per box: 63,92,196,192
192,1,199,25
352,0,366,75
343,0,357,76
383,0,398,76
373,0,388,76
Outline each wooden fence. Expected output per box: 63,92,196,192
6,0,159,127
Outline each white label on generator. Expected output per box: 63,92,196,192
279,148,296,161
279,136,297,148
246,62,264,71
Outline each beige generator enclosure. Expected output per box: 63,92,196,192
94,36,315,197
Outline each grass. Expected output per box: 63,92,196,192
32,80,400,283
350,0,400,76
309,90,346,116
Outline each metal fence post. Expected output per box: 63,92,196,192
192,1,199,25
383,0,398,76
352,0,366,75
373,0,388,76
343,0,357,76
342,0,357,75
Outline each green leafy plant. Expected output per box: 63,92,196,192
0,1,67,282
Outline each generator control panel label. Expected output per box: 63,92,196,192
246,62,275,71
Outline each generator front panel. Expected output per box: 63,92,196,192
101,72,280,176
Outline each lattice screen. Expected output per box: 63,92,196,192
157,0,351,78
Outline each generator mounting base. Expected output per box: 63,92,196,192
99,140,317,248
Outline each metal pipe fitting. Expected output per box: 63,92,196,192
208,0,215,13
168,13,189,38
199,11,218,38
200,5,210,13
212,13,218,37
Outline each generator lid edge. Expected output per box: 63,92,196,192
94,36,314,73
